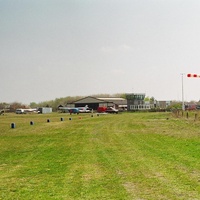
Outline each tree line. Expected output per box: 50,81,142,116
0,93,126,112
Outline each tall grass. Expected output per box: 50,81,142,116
0,112,200,199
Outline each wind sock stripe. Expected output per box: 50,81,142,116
187,74,200,78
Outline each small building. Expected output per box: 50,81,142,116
38,107,52,114
126,93,155,111
156,101,172,109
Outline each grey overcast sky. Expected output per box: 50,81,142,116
1,0,200,104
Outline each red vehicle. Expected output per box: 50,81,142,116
97,106,118,114
97,106,107,113
185,104,196,111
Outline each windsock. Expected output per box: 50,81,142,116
187,74,200,78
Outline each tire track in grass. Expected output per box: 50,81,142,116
62,121,129,200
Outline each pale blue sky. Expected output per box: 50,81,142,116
1,0,200,104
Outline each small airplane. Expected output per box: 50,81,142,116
58,105,91,114
78,105,92,113
15,108,38,114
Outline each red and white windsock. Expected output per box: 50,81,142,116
187,73,200,78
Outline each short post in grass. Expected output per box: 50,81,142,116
47,119,50,123
11,123,15,129
195,113,197,121
175,110,178,117
186,112,189,119
30,121,34,125
60,117,64,121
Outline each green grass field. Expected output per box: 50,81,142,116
0,112,200,199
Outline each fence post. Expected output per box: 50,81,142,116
195,113,197,121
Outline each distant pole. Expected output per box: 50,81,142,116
181,73,185,111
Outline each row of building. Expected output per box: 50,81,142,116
63,93,171,111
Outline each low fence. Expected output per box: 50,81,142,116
172,109,199,121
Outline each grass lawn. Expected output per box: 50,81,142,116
0,112,200,199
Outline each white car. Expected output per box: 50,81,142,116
16,109,25,114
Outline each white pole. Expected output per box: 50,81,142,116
181,73,185,111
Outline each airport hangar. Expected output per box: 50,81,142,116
71,96,127,110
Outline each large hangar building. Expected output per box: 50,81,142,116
73,96,127,110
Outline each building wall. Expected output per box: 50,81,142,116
156,101,172,109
